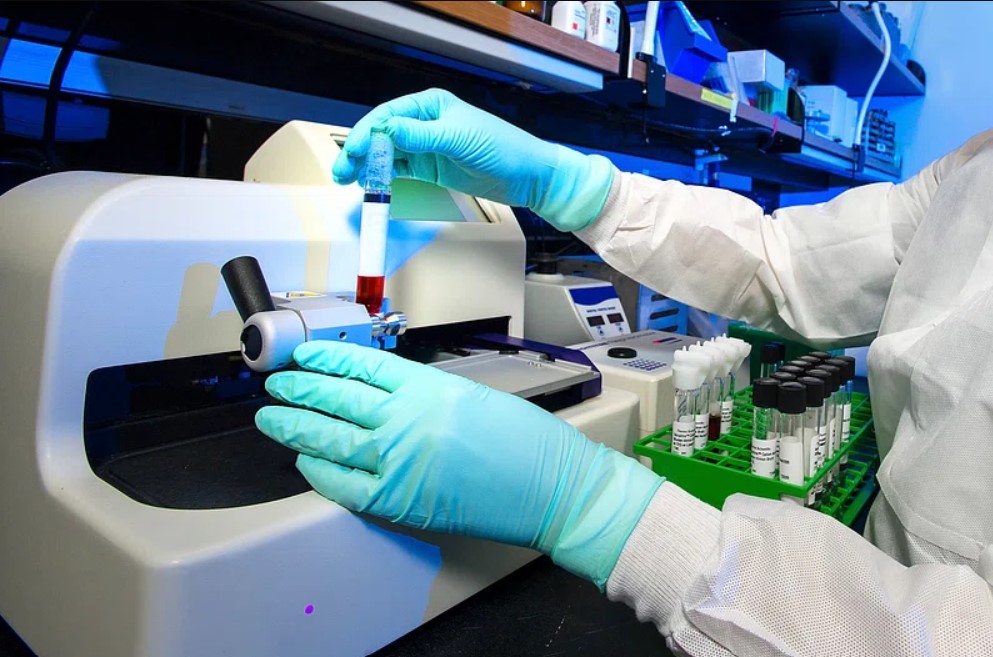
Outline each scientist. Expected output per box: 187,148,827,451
256,89,993,655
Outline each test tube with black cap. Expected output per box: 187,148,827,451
798,355,824,369
778,364,807,378
759,342,785,378
769,371,797,385
798,375,827,506
811,364,842,485
807,351,832,362
751,378,780,479
777,382,807,503
824,357,855,460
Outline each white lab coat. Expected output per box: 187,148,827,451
578,129,993,655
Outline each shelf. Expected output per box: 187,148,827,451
263,1,609,93
626,60,899,183
686,1,925,97
412,1,620,75
0,0,903,191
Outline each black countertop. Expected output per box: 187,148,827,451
0,556,672,657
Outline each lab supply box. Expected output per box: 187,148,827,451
633,389,879,527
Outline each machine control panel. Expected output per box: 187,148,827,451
568,285,630,339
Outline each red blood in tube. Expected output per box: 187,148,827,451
708,413,721,439
356,275,385,315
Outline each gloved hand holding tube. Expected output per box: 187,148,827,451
255,341,662,590
332,88,616,233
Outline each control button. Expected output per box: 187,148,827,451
607,347,637,359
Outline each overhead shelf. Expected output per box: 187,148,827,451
625,59,900,183
263,1,614,93
411,1,620,75
685,1,926,97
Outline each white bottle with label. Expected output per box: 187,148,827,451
584,1,620,52
551,1,587,39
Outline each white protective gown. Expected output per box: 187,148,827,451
578,130,993,655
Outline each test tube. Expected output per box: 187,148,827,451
786,359,813,371
810,365,842,488
711,340,737,435
702,342,726,439
356,126,393,315
807,351,833,361
798,376,827,506
750,377,779,479
769,371,797,385
777,382,807,504
797,355,824,369
671,357,705,457
759,342,781,379
825,357,855,467
839,354,857,449
727,336,752,398
687,345,715,450
778,364,807,378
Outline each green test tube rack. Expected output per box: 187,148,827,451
633,388,879,526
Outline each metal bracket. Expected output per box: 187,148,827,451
636,53,667,109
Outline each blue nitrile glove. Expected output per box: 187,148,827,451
332,88,615,233
255,341,662,589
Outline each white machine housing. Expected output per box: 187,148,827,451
0,121,639,657
524,271,631,345
573,330,751,444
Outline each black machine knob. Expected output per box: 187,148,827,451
607,347,637,359
222,256,276,322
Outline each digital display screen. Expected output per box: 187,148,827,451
607,313,624,324
587,315,605,327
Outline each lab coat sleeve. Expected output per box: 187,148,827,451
575,129,993,347
605,483,993,656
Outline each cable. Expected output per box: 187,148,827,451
854,1,891,148
42,1,99,171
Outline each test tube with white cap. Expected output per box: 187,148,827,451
679,347,713,450
671,352,707,457
710,339,738,435
700,341,727,439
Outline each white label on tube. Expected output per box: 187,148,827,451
720,400,733,434
358,202,390,276
751,437,778,478
672,420,695,456
694,413,708,449
842,403,852,443
779,440,804,485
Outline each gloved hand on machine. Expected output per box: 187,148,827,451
256,341,662,590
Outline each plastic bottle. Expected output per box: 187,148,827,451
584,1,620,52
550,1,587,38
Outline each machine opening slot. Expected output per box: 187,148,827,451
84,351,310,510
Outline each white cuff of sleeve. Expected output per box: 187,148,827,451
574,167,625,245
605,482,721,633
